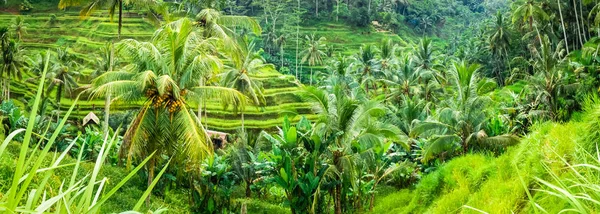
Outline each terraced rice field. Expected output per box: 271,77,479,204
0,10,318,131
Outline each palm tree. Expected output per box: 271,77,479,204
382,56,427,103
379,38,398,75
90,19,246,195
47,47,80,117
10,16,26,42
353,44,380,95
302,86,404,214
196,8,261,63
413,37,436,72
92,43,117,141
300,34,326,85
221,42,267,130
527,35,576,121
511,0,549,44
488,11,510,85
1,30,26,100
412,61,517,163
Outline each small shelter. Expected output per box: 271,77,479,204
206,130,228,149
83,112,100,126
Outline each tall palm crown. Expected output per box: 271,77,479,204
413,61,515,163
90,18,246,183
353,44,380,94
300,34,326,85
221,42,267,106
48,47,80,105
511,0,549,30
10,16,26,42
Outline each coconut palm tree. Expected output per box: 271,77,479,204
221,42,267,130
382,56,427,103
91,43,118,141
195,8,262,63
526,35,577,121
488,11,511,85
413,37,437,73
352,44,380,95
300,34,326,85
90,19,246,194
10,16,26,42
47,47,80,117
1,29,26,100
302,85,404,214
412,61,517,163
511,0,549,42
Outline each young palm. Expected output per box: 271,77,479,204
527,36,576,121
412,61,517,163
382,56,427,103
221,42,268,130
302,85,404,214
90,19,246,193
300,34,326,85
413,37,437,73
10,16,26,42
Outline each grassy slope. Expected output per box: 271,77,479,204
371,121,588,213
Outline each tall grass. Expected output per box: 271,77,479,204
0,52,168,213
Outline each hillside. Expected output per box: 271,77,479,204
371,119,597,213
0,10,411,132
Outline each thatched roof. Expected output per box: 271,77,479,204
83,112,100,126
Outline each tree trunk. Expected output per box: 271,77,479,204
245,182,252,197
118,0,123,40
295,0,300,79
580,0,588,42
334,184,342,214
56,84,63,120
310,67,313,85
573,0,584,47
558,0,570,53
103,94,111,141
146,156,156,206
336,0,339,22
315,0,318,17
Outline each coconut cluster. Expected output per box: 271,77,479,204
146,89,187,113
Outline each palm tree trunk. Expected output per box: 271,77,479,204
56,84,63,120
245,182,252,197
6,78,9,100
574,0,584,47
241,111,245,130
336,0,340,22
146,156,156,206
310,67,313,85
558,0,570,53
104,44,114,142
580,0,589,41
315,0,318,17
103,94,111,141
295,0,300,79
118,0,123,40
